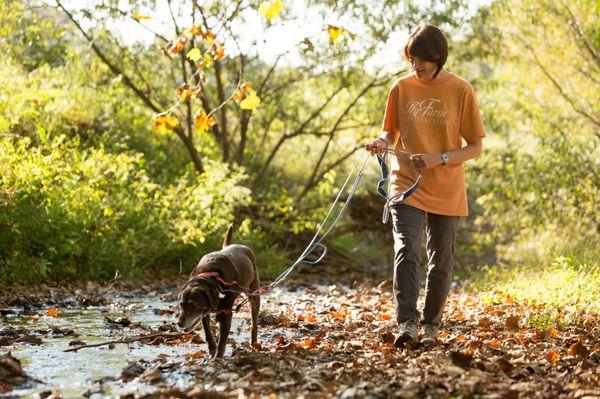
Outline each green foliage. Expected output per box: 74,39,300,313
468,244,600,327
0,2,70,71
456,0,599,270
0,135,251,284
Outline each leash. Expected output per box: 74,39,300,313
207,151,370,311
196,146,421,311
376,146,422,223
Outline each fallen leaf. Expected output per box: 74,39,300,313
185,350,207,360
546,349,560,363
44,308,58,318
505,315,520,330
453,334,466,344
568,341,589,358
496,357,514,373
450,350,473,368
478,317,493,328
300,337,318,349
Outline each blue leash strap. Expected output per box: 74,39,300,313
376,148,422,224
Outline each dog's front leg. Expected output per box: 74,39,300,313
202,316,217,357
215,311,233,358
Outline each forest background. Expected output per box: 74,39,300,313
1,0,598,318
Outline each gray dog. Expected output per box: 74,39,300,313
177,224,260,358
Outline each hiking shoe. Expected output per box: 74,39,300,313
421,324,439,346
394,320,419,347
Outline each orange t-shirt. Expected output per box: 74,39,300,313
382,71,486,216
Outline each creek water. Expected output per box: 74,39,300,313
0,290,253,398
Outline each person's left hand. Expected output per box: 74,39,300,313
410,153,441,171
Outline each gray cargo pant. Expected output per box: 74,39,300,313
390,203,460,327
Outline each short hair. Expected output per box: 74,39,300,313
403,24,448,78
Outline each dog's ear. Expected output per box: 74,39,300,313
203,279,221,309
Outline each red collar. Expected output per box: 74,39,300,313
195,271,226,285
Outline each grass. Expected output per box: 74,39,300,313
465,242,600,329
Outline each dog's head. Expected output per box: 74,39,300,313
176,276,220,332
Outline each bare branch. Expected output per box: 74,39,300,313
56,0,204,174
298,76,388,201
252,84,346,188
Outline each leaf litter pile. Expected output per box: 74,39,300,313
1,278,599,398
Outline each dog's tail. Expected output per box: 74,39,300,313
223,223,234,248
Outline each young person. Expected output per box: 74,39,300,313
365,23,485,347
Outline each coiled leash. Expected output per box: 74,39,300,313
376,145,422,224
214,151,371,311
200,145,421,311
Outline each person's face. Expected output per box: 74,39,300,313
408,55,438,80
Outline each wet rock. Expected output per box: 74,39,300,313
140,367,163,384
0,352,31,387
39,389,62,399
104,316,132,327
79,295,109,307
36,327,78,338
257,311,289,326
152,308,175,316
14,335,43,345
120,361,146,382
0,327,28,338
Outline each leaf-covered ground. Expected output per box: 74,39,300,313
1,274,599,398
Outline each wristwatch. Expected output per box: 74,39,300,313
441,152,449,166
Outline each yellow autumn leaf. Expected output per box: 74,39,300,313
186,48,201,62
212,41,225,61
131,11,152,21
169,36,187,54
326,24,344,43
203,53,213,67
183,24,203,37
194,110,215,133
259,0,283,21
152,114,179,134
240,88,261,110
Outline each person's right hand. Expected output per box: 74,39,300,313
365,137,387,155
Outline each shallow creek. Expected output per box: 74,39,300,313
0,288,257,398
